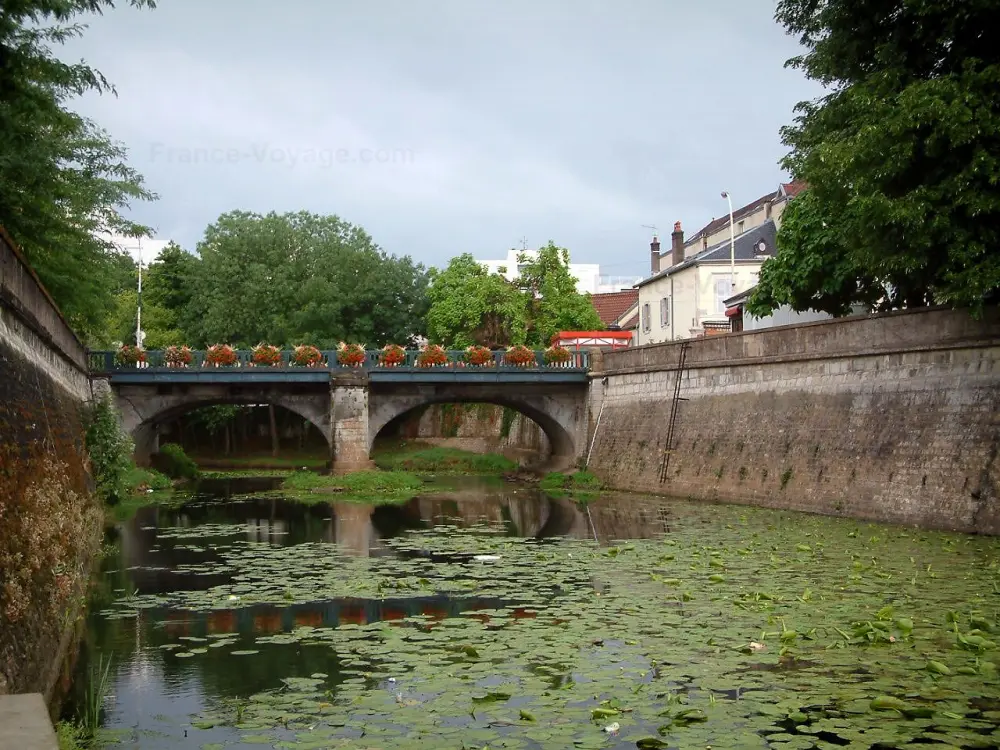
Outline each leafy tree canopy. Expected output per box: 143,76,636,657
107,242,196,347
0,0,157,342
427,243,603,349
516,242,603,345
426,254,528,348
183,211,429,348
749,0,1000,318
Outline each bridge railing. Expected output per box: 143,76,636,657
87,349,591,372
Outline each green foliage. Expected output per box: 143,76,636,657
374,443,518,475
0,0,157,343
84,395,134,506
125,466,171,491
281,469,425,504
154,443,199,480
540,471,602,492
107,242,199,347
427,253,528,348
186,405,241,435
181,210,429,348
749,0,1000,318
426,245,602,349
516,242,603,344
500,406,517,439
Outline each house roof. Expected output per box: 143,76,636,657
590,289,639,327
780,180,807,198
620,311,639,330
637,220,777,289
682,179,807,248
724,285,756,308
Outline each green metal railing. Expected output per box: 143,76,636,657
87,349,590,372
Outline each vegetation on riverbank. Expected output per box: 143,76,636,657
373,441,518,474
281,470,426,505
539,470,603,500
154,443,200,480
84,396,136,507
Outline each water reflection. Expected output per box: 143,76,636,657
71,476,685,745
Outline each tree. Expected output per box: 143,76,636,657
0,1,157,342
184,211,429,347
426,245,603,349
426,254,528,348
104,243,197,347
748,0,1000,319
515,242,603,345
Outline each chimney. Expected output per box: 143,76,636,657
650,235,661,275
671,221,684,266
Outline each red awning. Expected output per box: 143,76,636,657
724,305,741,318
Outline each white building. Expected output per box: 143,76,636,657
479,248,603,295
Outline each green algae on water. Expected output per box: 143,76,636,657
98,497,1000,749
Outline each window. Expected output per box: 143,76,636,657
737,220,745,233
714,277,732,314
659,296,670,327
641,302,651,332
516,263,528,275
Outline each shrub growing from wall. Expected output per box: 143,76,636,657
84,395,134,506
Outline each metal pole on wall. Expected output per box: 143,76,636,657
721,191,735,292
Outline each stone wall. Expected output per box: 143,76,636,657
385,403,551,465
587,306,1000,533
0,231,101,697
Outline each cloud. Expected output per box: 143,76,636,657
59,0,820,275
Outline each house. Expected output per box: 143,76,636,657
635,220,777,344
722,287,835,332
633,181,807,345
589,289,639,329
671,180,805,263
724,287,867,333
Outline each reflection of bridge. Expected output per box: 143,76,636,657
92,349,593,471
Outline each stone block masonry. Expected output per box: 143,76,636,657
587,306,1000,534
331,373,376,473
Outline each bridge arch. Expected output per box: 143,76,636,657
113,386,332,465
367,384,587,470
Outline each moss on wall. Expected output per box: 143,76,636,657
0,339,101,695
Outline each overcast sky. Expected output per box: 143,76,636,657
61,0,818,277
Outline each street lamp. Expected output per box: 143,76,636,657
136,237,144,350
721,191,735,292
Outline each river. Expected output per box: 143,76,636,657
66,476,1000,749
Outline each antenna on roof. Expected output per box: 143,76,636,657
641,224,658,238
519,236,528,251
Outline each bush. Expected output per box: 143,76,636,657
125,466,171,491
84,396,134,506
153,443,200,480
539,470,603,498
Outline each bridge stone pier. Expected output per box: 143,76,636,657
95,357,592,472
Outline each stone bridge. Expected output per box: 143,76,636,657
91,350,593,471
